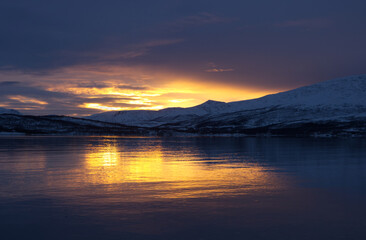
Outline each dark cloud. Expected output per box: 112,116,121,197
81,97,134,103
75,82,149,90
0,81,21,85
274,18,332,29
0,82,151,115
76,82,110,89
0,0,365,115
0,83,69,99
164,12,234,32
116,85,149,90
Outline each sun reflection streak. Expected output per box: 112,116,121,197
0,137,290,204
83,139,283,199
86,144,119,167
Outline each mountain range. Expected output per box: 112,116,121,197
1,74,366,136
0,107,20,115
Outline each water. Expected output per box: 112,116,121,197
0,136,365,240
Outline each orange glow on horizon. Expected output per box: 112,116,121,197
43,65,280,114
0,65,283,115
82,103,165,111
82,103,127,111
69,81,277,114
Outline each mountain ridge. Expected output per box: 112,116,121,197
2,74,366,136
88,74,366,127
0,107,20,115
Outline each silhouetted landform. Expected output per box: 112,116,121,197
1,75,366,137
0,114,151,135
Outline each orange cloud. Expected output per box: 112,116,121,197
8,95,48,105
0,65,281,115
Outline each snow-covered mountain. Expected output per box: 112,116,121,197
88,75,366,132
88,100,228,127
0,107,20,115
2,75,366,136
227,74,366,110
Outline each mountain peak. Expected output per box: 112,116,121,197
0,107,21,115
199,100,226,106
88,75,366,128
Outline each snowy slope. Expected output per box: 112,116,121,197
88,75,366,127
227,74,366,111
0,107,20,115
88,100,227,127
1,75,364,136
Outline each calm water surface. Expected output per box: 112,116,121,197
0,136,366,239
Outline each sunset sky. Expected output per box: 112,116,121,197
0,0,365,116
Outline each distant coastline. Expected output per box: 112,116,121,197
1,75,366,137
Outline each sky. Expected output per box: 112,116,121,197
0,0,365,116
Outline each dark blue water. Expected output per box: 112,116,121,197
0,136,365,240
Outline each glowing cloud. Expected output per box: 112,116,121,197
8,96,48,105
0,65,280,116
81,103,127,111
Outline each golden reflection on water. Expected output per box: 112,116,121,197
86,144,119,167
83,139,282,199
